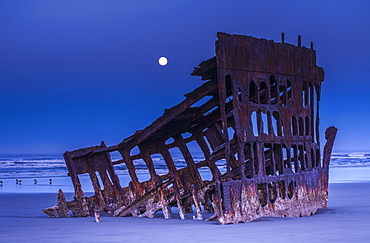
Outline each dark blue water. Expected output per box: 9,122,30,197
0,151,369,179
0,152,210,178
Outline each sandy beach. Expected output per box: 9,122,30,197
1,167,370,242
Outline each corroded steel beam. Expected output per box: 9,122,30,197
43,32,337,225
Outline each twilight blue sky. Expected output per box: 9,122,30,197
1,0,369,153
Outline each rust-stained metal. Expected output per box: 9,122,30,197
43,32,337,224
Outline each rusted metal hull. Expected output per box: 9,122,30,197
219,166,330,224
43,32,337,224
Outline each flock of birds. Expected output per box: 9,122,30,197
0,179,52,186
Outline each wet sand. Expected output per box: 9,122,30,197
1,168,370,242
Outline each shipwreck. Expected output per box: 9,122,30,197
43,32,337,224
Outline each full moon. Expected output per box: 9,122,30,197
158,56,168,66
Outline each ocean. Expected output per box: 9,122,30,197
1,151,370,179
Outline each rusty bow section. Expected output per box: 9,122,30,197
43,32,337,224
